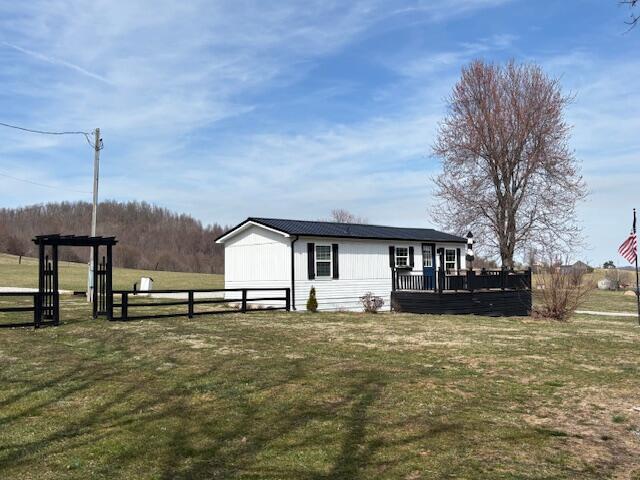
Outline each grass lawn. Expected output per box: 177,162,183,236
1,294,640,479
578,289,638,313
0,253,223,291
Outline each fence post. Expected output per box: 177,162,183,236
526,267,532,290
188,291,194,318
468,270,475,293
241,289,247,313
33,293,41,329
501,267,506,290
438,267,445,293
285,288,291,311
122,293,128,321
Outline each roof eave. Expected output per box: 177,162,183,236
287,233,467,243
215,219,291,244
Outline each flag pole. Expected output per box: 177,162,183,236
635,208,640,326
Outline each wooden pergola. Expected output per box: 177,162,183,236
32,234,118,323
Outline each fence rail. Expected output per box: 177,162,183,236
111,288,291,321
0,292,56,329
394,268,531,293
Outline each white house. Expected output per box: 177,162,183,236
215,217,468,311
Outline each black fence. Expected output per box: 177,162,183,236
112,288,291,321
394,268,531,293
0,292,57,329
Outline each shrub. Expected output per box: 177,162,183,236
604,268,633,289
533,265,594,321
360,292,384,313
306,287,318,312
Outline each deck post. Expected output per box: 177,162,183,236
391,267,396,292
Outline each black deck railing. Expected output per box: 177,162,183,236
0,292,57,329
394,268,532,293
111,288,291,321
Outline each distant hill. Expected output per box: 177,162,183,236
0,201,227,273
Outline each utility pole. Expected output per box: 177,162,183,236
87,128,101,302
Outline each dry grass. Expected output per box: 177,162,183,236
0,253,223,291
1,293,640,479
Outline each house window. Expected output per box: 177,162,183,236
315,245,332,277
395,247,409,267
422,245,432,267
445,248,457,271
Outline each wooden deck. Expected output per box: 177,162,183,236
391,289,531,316
391,268,532,316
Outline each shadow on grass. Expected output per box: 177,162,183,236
0,346,411,480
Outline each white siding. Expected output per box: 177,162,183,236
223,225,291,306
221,226,467,312
294,237,397,311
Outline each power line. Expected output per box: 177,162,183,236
0,121,89,136
0,121,102,149
0,171,92,195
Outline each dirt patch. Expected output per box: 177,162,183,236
523,387,640,477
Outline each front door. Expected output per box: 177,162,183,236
422,243,435,290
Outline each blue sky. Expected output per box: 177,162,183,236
0,0,638,265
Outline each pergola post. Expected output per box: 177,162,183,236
92,245,99,319
33,234,117,325
106,244,113,320
52,244,59,325
37,242,45,324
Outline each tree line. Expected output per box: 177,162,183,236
0,201,227,273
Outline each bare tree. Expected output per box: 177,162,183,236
432,60,586,268
4,235,28,264
622,0,639,28
0,201,227,273
329,209,368,224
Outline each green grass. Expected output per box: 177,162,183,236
578,289,638,313
0,253,223,291
1,295,640,479
2,256,640,478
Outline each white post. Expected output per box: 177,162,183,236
87,128,100,302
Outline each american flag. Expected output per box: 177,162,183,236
619,233,637,264
619,212,637,264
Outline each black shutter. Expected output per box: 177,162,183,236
307,243,315,280
332,244,339,279
456,248,461,271
388,246,395,268
409,246,415,268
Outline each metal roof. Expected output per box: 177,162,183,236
217,217,467,243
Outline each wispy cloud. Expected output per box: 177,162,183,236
1,1,638,264
2,41,112,84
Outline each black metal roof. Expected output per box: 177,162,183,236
32,234,118,246
218,217,466,243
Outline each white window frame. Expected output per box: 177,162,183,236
395,246,409,268
422,245,433,268
445,248,457,271
315,244,332,278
